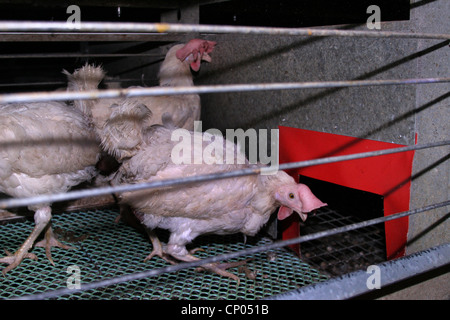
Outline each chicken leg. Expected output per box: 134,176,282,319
34,224,74,266
0,206,51,274
143,229,177,264
169,250,246,284
166,240,246,284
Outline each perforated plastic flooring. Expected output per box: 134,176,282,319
0,207,328,300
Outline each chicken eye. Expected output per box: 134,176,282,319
289,193,295,199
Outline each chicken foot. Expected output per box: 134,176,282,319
0,206,51,274
143,229,178,265
144,234,246,282
0,250,37,275
143,230,208,265
194,259,250,284
169,249,246,284
34,224,74,266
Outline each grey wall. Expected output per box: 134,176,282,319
198,27,420,145
2,0,445,299
197,0,449,299
198,0,449,245
407,0,449,255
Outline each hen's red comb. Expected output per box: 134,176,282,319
175,39,217,62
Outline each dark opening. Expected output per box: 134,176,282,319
0,5,162,23
200,0,410,28
298,175,386,277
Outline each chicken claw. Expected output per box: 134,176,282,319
143,230,177,265
169,249,247,284
0,249,38,275
0,206,52,274
34,225,74,266
188,247,249,283
189,247,205,255
195,259,250,284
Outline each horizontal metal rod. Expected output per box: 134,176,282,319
0,81,66,88
13,200,450,300
0,78,155,88
0,140,448,210
0,21,448,40
0,52,164,59
0,32,185,42
0,77,449,104
266,241,450,300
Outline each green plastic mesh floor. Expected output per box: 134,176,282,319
0,207,328,300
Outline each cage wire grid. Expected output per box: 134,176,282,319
0,207,328,300
0,21,448,300
299,207,386,277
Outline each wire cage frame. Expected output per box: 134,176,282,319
0,20,448,300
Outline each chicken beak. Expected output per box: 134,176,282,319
298,212,308,222
201,53,212,63
291,204,308,222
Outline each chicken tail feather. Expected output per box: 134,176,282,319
64,63,105,92
64,63,106,118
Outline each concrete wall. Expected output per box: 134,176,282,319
198,24,419,145
197,0,449,299
380,0,449,300
1,0,446,299
407,0,449,255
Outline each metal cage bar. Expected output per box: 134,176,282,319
266,241,450,300
0,19,448,301
0,53,164,59
0,21,449,40
12,200,450,300
1,140,449,210
0,77,449,104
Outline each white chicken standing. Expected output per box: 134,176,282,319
101,100,327,282
75,39,216,223
145,38,216,129
69,39,216,133
0,65,105,274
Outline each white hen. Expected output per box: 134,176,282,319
0,68,103,274
101,100,326,282
68,39,216,133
